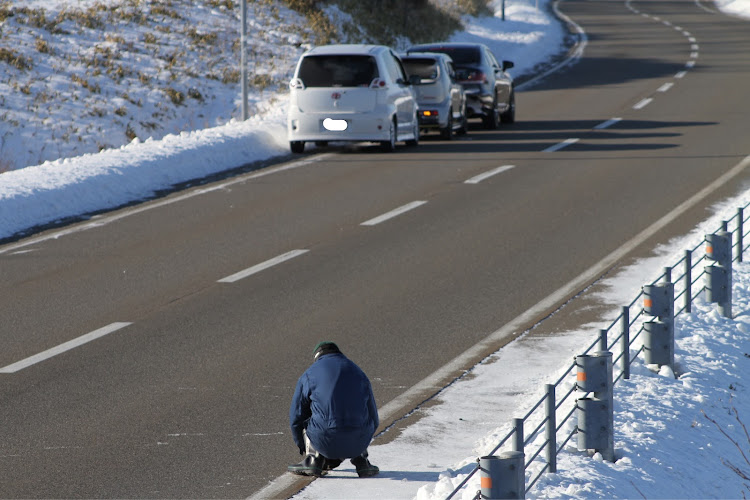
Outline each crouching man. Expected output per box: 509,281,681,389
288,341,380,478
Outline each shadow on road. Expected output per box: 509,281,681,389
328,118,718,156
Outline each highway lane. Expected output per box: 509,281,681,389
1,0,749,497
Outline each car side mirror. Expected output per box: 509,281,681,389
409,74,422,85
503,60,514,71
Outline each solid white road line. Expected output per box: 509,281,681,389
633,98,653,110
594,117,622,130
543,138,579,153
694,0,719,13
0,154,334,256
218,250,309,283
464,165,515,184
361,201,427,226
0,322,133,374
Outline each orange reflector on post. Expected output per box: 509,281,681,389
707,244,713,254
644,298,653,309
481,476,492,489
577,371,587,382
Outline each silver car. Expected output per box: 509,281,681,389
402,52,468,140
407,42,515,130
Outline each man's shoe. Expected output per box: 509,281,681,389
288,454,325,477
351,455,379,478
324,458,342,471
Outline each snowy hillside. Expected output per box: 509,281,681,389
0,0,314,171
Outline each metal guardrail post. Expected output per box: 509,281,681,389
642,270,675,369
685,250,692,314
598,329,607,352
575,352,615,462
739,208,744,263
512,418,524,454
706,227,732,318
545,384,557,473
620,306,630,380
479,453,524,499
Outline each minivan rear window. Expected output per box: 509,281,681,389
297,55,379,87
402,58,439,82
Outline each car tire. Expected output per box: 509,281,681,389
406,116,420,147
290,141,305,153
483,100,500,130
457,105,468,136
440,113,453,140
500,92,515,124
381,118,396,152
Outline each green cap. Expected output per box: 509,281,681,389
312,341,340,359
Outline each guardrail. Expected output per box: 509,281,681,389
446,204,749,500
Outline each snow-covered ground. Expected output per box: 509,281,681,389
2,0,750,498
0,0,313,172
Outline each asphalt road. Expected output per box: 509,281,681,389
1,0,749,498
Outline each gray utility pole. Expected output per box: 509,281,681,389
241,0,249,120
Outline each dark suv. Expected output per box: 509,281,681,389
407,42,514,129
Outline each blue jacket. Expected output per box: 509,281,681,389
290,352,379,459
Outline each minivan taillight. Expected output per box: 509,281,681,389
289,78,305,90
369,78,387,89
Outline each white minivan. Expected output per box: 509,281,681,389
287,44,420,153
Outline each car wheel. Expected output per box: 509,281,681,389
381,118,396,152
290,141,305,153
406,114,419,147
501,92,515,124
483,100,499,130
440,113,453,140
457,104,468,135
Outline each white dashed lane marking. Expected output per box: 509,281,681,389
633,98,653,110
218,249,309,283
594,117,622,130
543,138,580,153
0,322,133,374
361,201,428,226
465,165,516,184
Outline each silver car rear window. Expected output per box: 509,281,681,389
402,59,439,83
297,55,379,87
419,47,480,66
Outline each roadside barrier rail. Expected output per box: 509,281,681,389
446,204,750,500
